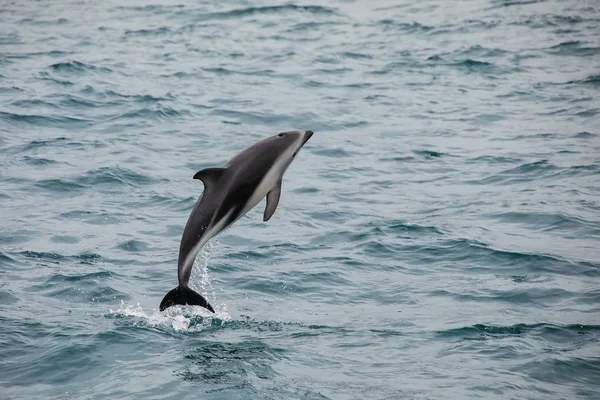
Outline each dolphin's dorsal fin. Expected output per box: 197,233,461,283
193,167,226,191
263,179,282,222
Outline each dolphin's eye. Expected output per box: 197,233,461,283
278,133,284,137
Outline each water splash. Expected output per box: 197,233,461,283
107,239,230,331
191,239,216,299
108,300,230,332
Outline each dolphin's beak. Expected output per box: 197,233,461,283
302,130,314,146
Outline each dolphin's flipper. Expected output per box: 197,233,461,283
193,167,227,191
159,285,215,312
263,180,282,222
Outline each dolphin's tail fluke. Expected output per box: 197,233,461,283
159,286,215,313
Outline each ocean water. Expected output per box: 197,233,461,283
1,0,599,398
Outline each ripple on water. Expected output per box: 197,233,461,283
487,211,600,236
2,0,600,398
198,5,338,21
115,239,151,253
181,340,283,383
26,271,127,304
49,60,113,75
0,111,91,128
467,160,559,185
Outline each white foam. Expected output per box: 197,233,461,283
108,300,231,332
108,240,230,332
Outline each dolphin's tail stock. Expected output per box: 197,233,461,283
159,286,215,312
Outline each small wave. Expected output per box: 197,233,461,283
201,66,278,77
520,356,600,388
548,15,586,25
200,5,337,21
366,219,443,237
425,56,503,73
549,40,582,50
28,271,126,303
467,155,523,164
287,21,339,33
209,109,317,127
0,86,25,94
115,4,184,12
36,71,74,85
501,131,597,141
19,137,87,151
308,229,370,247
436,323,600,339
574,131,596,138
575,108,598,117
404,237,599,276
21,155,60,166
469,160,558,185
26,17,69,26
51,235,80,244
431,19,501,35
0,290,18,305
514,14,587,29
487,211,600,235
49,60,112,75
431,287,575,306
5,338,101,387
75,166,159,187
546,41,600,57
413,149,454,159
35,178,87,193
292,186,320,194
476,159,600,182
453,59,493,68
113,106,189,121
488,0,542,10
10,99,61,110
0,251,17,264
181,339,284,384
19,251,102,263
459,45,508,58
569,75,600,86
124,27,171,36
282,270,351,287
115,240,151,253
496,90,535,99
502,132,557,140
378,20,434,33
56,94,120,109
0,111,91,128
46,271,114,283
226,249,270,260
553,164,600,179
313,148,352,158
235,276,315,295
21,250,65,261
79,86,171,104
59,209,126,225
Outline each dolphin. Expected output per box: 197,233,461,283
159,130,314,312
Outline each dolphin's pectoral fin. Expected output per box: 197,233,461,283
193,167,226,191
263,180,282,222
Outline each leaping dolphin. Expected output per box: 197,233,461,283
160,130,314,312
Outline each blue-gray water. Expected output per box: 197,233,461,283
1,0,599,398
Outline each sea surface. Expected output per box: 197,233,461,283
1,0,599,399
